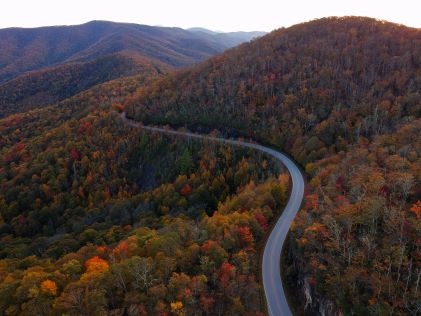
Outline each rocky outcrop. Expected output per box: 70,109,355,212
300,277,342,316
284,238,343,316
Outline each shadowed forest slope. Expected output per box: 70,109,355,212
0,52,170,117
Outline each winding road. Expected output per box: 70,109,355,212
120,112,305,316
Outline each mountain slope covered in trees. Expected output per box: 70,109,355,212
124,17,421,315
0,34,286,312
0,52,170,117
0,106,288,314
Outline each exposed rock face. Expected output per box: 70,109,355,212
284,239,343,316
297,277,342,316
303,277,313,310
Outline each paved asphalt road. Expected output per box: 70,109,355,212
121,112,305,316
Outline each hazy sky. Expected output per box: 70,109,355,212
1,0,419,31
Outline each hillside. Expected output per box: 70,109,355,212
0,20,263,85
0,37,294,313
0,52,171,117
128,17,420,141
125,17,421,315
0,53,171,118
0,72,160,151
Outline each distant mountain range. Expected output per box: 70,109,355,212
0,21,265,84
188,27,266,47
0,21,265,116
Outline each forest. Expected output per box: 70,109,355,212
0,53,170,118
0,16,419,316
124,17,420,315
0,107,289,314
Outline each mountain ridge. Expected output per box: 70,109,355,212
0,20,264,84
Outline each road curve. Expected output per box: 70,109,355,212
120,112,305,316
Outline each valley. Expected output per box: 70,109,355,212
120,111,305,315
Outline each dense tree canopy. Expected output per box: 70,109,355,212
0,108,289,314
123,17,420,314
0,53,170,118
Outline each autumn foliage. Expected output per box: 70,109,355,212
410,201,421,219
84,256,109,274
121,17,420,315
0,108,289,314
41,279,58,296
0,16,419,315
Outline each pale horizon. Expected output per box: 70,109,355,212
0,0,420,32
